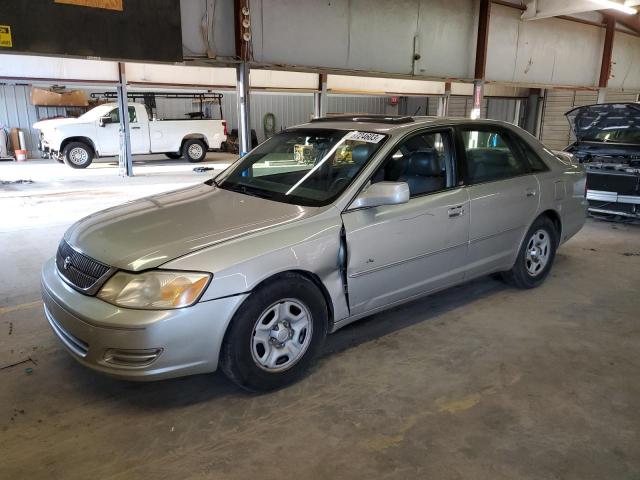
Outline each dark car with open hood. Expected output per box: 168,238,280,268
565,102,640,221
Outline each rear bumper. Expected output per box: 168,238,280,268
586,169,640,218
41,257,247,381
587,189,640,218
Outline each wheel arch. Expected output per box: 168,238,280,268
181,134,209,150
538,209,562,246
60,137,97,156
251,270,335,330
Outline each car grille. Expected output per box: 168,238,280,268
56,240,112,293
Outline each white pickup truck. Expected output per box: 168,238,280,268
34,102,227,168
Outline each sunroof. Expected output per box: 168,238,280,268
310,115,415,125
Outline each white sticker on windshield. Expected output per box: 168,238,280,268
345,131,385,143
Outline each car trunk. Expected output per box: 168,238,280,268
565,103,640,219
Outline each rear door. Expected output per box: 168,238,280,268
342,128,470,315
457,125,540,278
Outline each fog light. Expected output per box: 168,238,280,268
103,348,162,367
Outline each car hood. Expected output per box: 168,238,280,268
566,103,640,144
33,117,84,130
64,183,314,271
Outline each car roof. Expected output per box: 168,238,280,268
292,116,517,135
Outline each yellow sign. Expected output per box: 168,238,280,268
0,25,12,48
55,0,123,11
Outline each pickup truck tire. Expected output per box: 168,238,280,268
165,152,182,159
184,139,207,163
62,142,94,169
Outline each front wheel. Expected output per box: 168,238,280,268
184,139,207,163
62,142,94,169
501,216,558,289
220,273,328,392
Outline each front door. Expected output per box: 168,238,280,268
342,129,470,315
96,106,149,156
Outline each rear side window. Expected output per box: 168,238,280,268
516,139,549,172
461,129,530,184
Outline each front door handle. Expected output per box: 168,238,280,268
448,205,465,218
131,126,141,130
526,188,537,197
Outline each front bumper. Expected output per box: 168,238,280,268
41,258,247,381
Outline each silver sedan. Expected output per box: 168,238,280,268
41,116,587,391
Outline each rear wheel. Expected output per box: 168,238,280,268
501,216,558,289
220,273,328,392
184,139,207,163
62,142,93,169
165,152,182,159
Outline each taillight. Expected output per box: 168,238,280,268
222,120,228,137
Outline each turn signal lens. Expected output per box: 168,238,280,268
97,270,211,309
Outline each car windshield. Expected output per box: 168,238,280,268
78,104,116,121
217,128,387,207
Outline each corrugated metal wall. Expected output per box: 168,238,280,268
405,96,440,116
0,84,69,155
447,96,489,118
327,95,388,116
221,92,391,142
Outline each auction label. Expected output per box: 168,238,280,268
345,131,386,143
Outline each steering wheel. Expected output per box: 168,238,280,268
329,176,350,192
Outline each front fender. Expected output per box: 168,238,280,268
161,209,350,324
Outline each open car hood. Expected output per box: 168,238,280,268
566,103,640,144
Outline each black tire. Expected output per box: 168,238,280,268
220,273,328,392
62,142,94,169
183,139,207,163
501,216,558,289
165,152,182,159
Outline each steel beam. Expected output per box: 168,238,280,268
475,0,491,80
116,62,133,177
471,80,484,119
236,62,251,155
599,16,616,88
235,0,252,155
523,0,637,20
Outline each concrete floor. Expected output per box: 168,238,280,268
1,157,640,479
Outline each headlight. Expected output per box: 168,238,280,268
97,270,211,309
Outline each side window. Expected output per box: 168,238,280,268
128,106,137,123
517,139,549,172
107,108,119,123
371,131,453,197
106,107,137,123
461,129,530,184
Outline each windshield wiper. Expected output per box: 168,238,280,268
225,184,274,199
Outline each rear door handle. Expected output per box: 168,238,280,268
448,205,465,218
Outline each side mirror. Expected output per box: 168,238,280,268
99,116,110,127
350,181,410,209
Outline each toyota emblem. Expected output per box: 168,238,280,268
63,256,72,270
